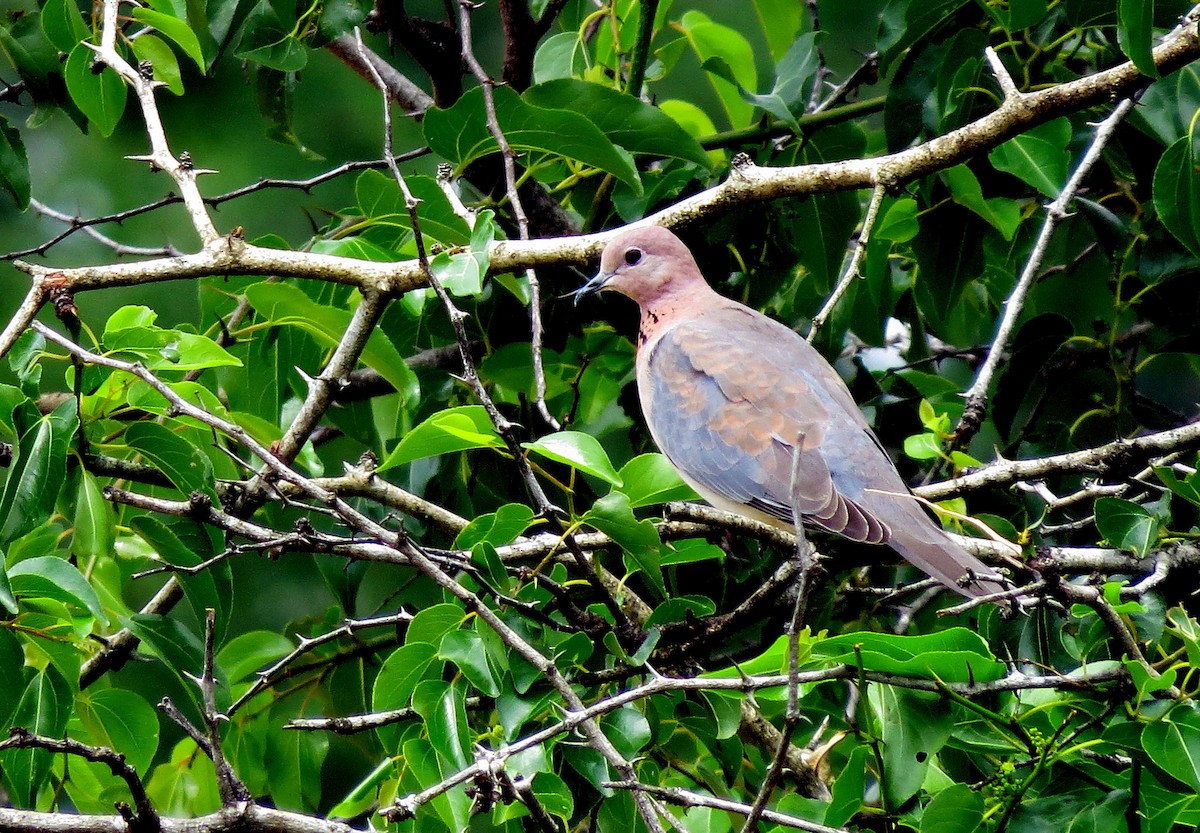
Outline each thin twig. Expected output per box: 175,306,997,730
457,0,559,431
808,183,886,341
956,97,1137,445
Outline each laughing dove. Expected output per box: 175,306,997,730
576,226,1007,599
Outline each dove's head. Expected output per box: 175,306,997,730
574,226,709,308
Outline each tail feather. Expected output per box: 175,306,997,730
878,501,1010,600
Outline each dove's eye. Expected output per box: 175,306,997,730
624,247,643,266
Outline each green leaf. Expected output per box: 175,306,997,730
921,783,984,833
412,678,470,771
429,209,496,297
0,560,16,615
103,306,243,372
617,453,698,508
423,85,641,190
125,614,207,699
988,117,1072,197
255,67,320,158
131,7,205,69
124,421,218,498
41,0,91,54
813,628,1006,682
64,43,127,136
1094,497,1158,557
0,668,71,806
380,405,504,471
532,31,586,84
942,164,1020,240
130,515,228,643
676,10,756,128
77,689,159,775
699,690,743,740
753,0,803,62
523,80,712,168
407,603,467,648
0,114,30,209
454,503,536,549
243,283,417,405
354,170,470,248
131,34,184,95
266,724,327,813
1154,134,1200,258
372,643,440,712
72,470,115,559
582,491,665,598
523,431,622,486
1143,705,1200,791
875,197,920,242
872,686,954,806
827,745,869,827
0,399,76,544
439,630,501,697
8,555,108,625
1117,0,1158,79
530,771,573,822
217,630,293,684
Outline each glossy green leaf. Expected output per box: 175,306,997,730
130,515,226,642
407,603,468,648
813,628,1006,682
0,399,75,544
380,405,504,470
524,431,622,486
617,453,696,508
532,31,586,84
423,85,640,190
131,7,204,69
440,629,501,697
243,283,418,406
0,115,30,209
1154,133,1200,257
0,667,71,806
76,689,159,775
827,745,869,827
8,555,108,624
454,503,536,549
582,491,665,597
40,0,90,53
1117,0,1158,79
131,34,184,95
0,560,15,615
873,686,954,806
942,164,1020,240
266,724,328,812
125,613,206,698
64,43,126,136
753,0,804,61
372,643,440,712
71,469,115,559
699,690,743,740
354,170,470,248
124,421,217,498
921,783,984,833
1094,497,1158,557
103,306,242,371
429,209,496,297
412,678,470,771
217,630,293,684
676,10,756,128
524,80,712,168
989,117,1071,197
1144,704,1200,790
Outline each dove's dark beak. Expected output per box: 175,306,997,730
573,270,613,306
